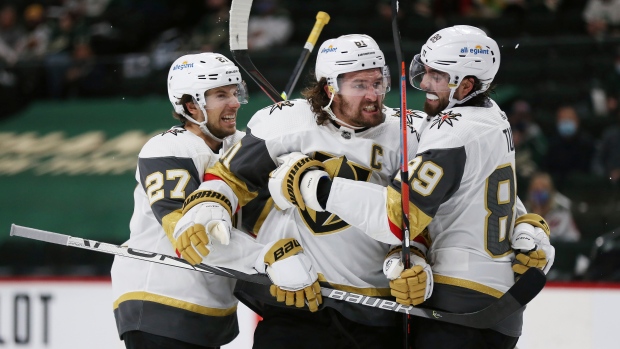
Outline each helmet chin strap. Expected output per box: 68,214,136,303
446,87,483,110
184,99,225,143
321,89,366,130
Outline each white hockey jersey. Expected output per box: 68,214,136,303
395,99,524,336
199,99,430,326
110,125,245,346
327,98,528,336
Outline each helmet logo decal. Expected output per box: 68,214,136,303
320,45,338,54
215,56,229,63
429,34,442,43
431,111,462,129
354,40,368,48
460,45,490,55
172,61,195,70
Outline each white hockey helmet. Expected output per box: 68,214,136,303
409,25,500,107
315,34,390,95
167,52,247,141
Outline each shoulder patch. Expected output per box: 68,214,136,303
431,111,462,129
391,108,425,137
268,100,295,115
160,128,187,136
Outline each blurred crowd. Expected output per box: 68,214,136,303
0,0,615,103
0,0,293,111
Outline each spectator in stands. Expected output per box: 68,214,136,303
583,0,620,38
45,9,90,99
526,172,581,242
367,0,404,42
14,4,50,61
0,4,24,66
9,4,50,102
185,0,230,52
248,0,293,51
509,99,548,196
544,105,595,190
64,41,107,97
595,111,620,183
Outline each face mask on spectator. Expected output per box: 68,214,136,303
532,189,550,206
557,120,577,137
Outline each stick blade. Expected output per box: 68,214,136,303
10,224,69,246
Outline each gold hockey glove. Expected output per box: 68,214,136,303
255,238,322,312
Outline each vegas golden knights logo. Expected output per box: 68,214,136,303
301,152,372,235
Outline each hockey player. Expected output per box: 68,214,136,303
110,52,249,349
171,34,431,348
302,26,555,348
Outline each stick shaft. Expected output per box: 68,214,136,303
229,0,283,103
283,11,330,99
10,224,544,328
391,1,411,347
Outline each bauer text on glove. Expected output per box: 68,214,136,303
255,238,322,312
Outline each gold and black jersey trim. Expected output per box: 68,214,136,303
207,162,258,207
113,291,237,316
434,275,504,299
386,185,433,237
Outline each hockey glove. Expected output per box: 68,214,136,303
255,238,322,312
385,250,433,306
511,213,555,275
173,192,233,265
299,170,331,212
268,152,327,211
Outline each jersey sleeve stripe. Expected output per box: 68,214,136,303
206,162,258,207
386,186,433,238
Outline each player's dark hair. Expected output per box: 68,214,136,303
464,76,496,107
171,94,194,124
301,74,331,126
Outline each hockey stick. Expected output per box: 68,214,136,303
229,0,284,103
281,11,330,100
391,0,411,346
10,224,545,329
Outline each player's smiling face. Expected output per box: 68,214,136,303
332,69,386,128
203,84,241,138
419,66,451,117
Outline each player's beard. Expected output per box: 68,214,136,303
423,93,449,117
205,108,237,139
335,95,384,128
